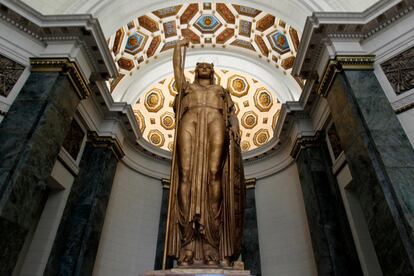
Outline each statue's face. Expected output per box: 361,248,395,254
196,63,214,79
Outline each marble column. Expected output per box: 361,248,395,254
322,56,414,275
0,58,89,275
44,133,122,276
242,179,262,276
154,180,174,270
293,136,362,275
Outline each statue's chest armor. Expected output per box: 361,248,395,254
185,84,223,106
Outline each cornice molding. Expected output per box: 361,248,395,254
0,0,117,80
30,57,92,99
317,55,376,97
293,0,414,79
87,131,125,160
245,178,257,189
394,92,414,114
161,178,170,189
290,131,324,159
396,103,414,114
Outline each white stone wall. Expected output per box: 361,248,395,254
397,109,414,147
336,165,383,276
256,163,317,276
93,162,162,276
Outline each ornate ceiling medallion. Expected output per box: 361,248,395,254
241,111,258,129
134,110,146,133
144,88,164,112
160,112,176,130
124,31,148,55
253,129,270,146
227,75,249,97
148,129,165,147
194,15,222,33
254,88,273,112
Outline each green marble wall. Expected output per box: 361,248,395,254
0,72,80,275
44,142,118,276
327,70,414,275
296,143,362,275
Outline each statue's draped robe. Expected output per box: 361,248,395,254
167,87,245,263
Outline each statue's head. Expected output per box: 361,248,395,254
194,62,215,84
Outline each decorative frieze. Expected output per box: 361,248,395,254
381,47,414,95
0,54,25,97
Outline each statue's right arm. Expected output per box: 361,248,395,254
173,38,189,92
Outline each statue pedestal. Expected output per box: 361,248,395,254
143,268,252,276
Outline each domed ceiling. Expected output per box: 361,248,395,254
133,69,281,152
107,2,303,92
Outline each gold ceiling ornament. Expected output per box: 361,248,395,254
148,129,165,147
160,112,176,130
233,101,240,115
227,74,249,97
272,109,281,129
168,141,174,151
253,128,270,146
133,69,281,152
144,88,165,112
254,87,273,112
241,111,258,129
134,110,146,133
241,140,251,151
168,78,178,96
214,72,221,85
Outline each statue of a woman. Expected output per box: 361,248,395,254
166,38,245,268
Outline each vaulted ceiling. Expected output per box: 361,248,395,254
21,0,380,154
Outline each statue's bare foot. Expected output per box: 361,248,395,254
206,259,218,266
178,250,194,266
221,257,231,268
204,254,219,266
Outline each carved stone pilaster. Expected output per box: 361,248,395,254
241,178,261,276
30,58,91,100
318,55,376,98
87,131,125,160
45,139,119,276
295,139,363,275
290,131,324,160
154,178,174,270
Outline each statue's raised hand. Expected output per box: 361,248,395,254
177,38,190,47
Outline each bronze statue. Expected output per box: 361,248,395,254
164,38,246,268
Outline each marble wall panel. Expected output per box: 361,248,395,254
296,144,362,275
0,72,79,275
44,142,118,275
326,71,414,275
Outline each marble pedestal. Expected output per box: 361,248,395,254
144,268,252,276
